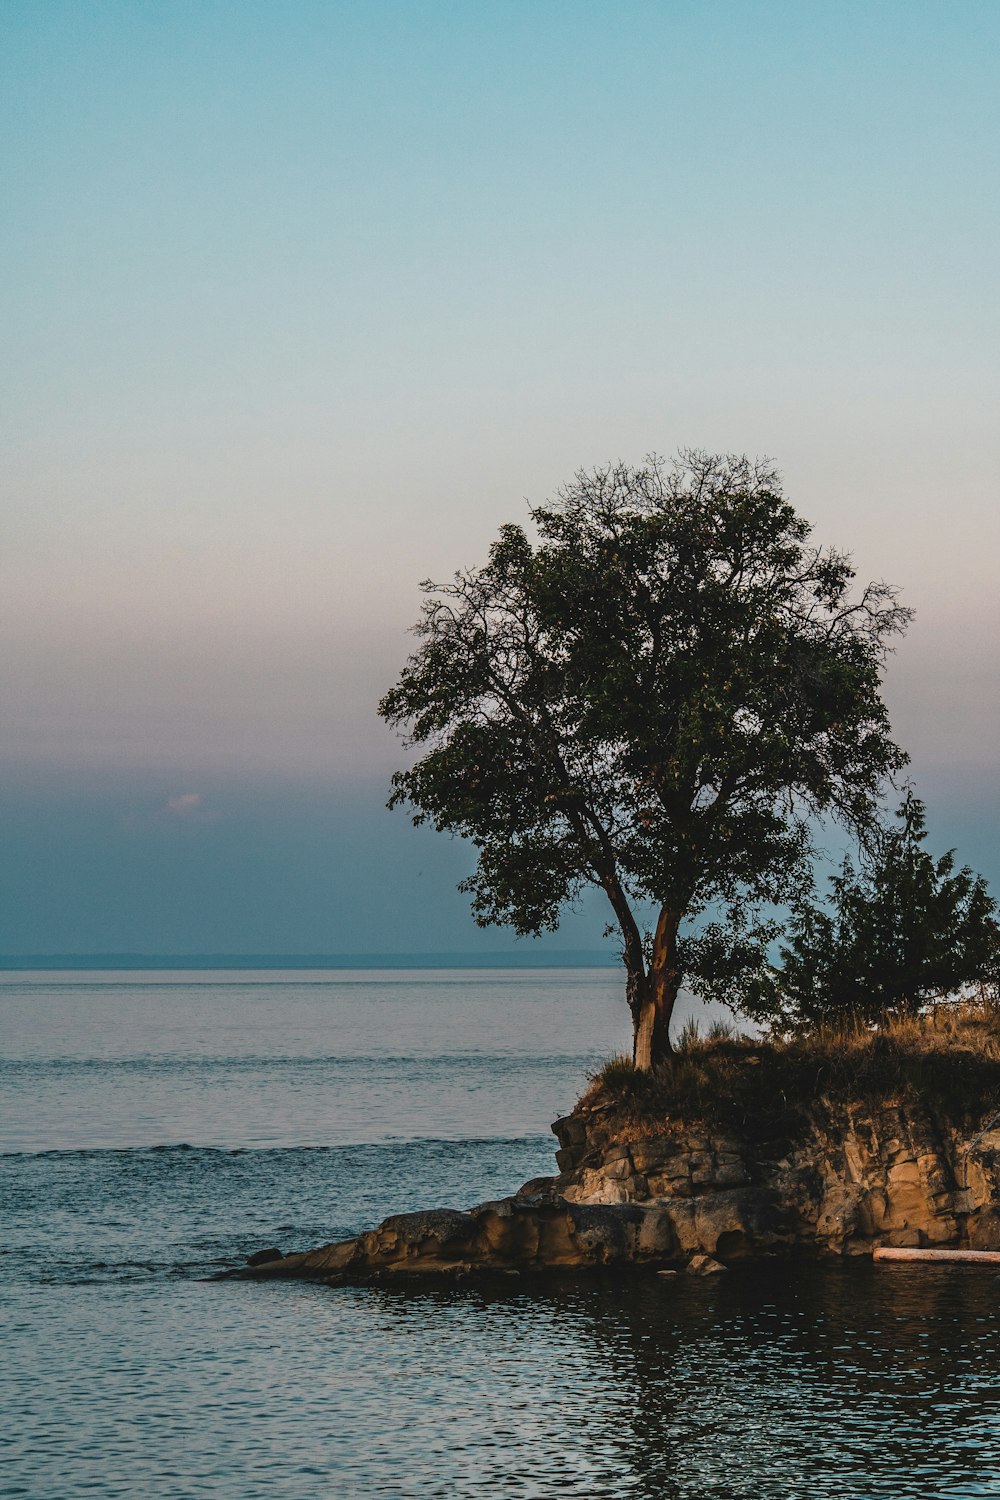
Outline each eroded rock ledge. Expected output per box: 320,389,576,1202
231,1094,1000,1284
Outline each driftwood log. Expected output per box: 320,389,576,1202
874,1247,1000,1265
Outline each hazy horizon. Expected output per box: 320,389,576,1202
0,951,621,967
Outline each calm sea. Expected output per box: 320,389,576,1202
3,969,1000,1498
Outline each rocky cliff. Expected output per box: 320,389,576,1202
231,1088,1000,1284
551,1093,1000,1259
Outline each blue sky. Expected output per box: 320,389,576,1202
2,1,998,953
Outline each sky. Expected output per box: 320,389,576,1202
1,0,998,955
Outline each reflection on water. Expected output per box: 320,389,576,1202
4,972,1000,1497
6,1267,1000,1498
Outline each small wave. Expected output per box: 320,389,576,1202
0,1134,552,1161
0,1051,594,1073
1,1142,228,1159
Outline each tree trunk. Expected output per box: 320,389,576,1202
633,907,682,1071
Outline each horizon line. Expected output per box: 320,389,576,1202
0,950,622,971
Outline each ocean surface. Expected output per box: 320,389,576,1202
4,969,1000,1498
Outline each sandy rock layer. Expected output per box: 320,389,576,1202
553,1095,1000,1259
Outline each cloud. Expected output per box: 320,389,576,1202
164,792,209,819
121,791,223,832
161,791,223,824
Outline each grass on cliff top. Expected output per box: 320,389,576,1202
583,995,1000,1151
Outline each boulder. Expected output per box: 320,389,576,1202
245,1247,283,1267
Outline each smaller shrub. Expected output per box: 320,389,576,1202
761,791,998,1032
676,1018,702,1053
588,1052,644,1094
706,1018,737,1043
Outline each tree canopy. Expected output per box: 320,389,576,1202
750,790,999,1032
380,452,911,1067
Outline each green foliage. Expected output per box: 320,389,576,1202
380,451,910,1026
754,791,999,1030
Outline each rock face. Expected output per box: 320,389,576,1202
232,1095,1000,1283
552,1096,1000,1259
234,1195,684,1284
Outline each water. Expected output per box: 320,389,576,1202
4,971,1000,1498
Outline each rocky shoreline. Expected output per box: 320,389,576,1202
227,1089,1000,1285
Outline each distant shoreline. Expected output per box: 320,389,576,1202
0,951,620,971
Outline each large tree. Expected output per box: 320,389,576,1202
379,452,910,1068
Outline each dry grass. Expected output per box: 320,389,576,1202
584,993,1000,1152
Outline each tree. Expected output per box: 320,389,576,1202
753,790,999,1031
379,452,911,1069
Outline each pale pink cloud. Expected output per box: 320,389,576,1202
161,791,223,823
121,791,223,832
164,792,206,818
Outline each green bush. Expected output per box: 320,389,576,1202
757,791,998,1032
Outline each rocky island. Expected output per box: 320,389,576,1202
232,1007,1000,1285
